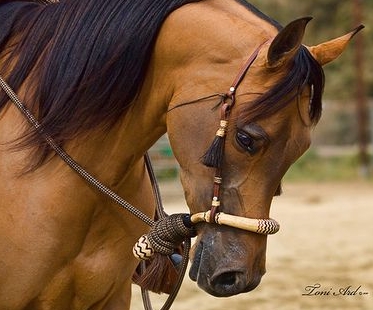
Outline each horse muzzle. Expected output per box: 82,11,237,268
189,226,265,297
132,212,273,296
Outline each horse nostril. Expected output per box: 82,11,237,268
211,271,243,291
216,271,237,286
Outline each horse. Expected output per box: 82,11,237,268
0,0,362,309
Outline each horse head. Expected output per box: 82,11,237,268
164,6,362,297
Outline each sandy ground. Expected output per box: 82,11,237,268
131,180,373,310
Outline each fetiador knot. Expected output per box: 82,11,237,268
133,214,196,260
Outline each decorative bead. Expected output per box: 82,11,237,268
219,120,228,128
215,120,228,137
216,128,226,137
214,177,222,184
211,197,220,207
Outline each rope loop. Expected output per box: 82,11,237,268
133,214,196,260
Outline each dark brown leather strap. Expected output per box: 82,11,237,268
229,40,268,96
209,41,268,219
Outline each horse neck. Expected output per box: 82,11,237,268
154,0,279,107
66,90,169,188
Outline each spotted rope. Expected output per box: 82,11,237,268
133,214,195,259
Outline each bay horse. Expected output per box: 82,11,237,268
0,0,362,309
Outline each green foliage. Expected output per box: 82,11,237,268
247,0,373,99
155,167,179,180
284,148,371,181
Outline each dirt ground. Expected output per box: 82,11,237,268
131,180,373,310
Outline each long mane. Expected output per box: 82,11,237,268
0,0,203,166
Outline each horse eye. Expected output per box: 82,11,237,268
236,131,257,154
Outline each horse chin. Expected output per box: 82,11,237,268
189,239,263,297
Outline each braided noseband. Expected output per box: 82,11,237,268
133,212,279,260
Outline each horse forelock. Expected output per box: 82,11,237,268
238,45,325,126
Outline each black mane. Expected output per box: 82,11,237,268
239,46,325,126
0,0,202,166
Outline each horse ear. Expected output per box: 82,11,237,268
267,17,312,67
307,25,364,66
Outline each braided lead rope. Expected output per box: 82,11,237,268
0,75,155,227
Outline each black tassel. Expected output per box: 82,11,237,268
202,135,225,168
202,120,228,168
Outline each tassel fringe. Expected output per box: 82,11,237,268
202,135,225,168
202,120,228,168
132,252,180,294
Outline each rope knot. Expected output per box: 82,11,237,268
133,214,196,260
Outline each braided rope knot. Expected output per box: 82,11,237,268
133,214,196,260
